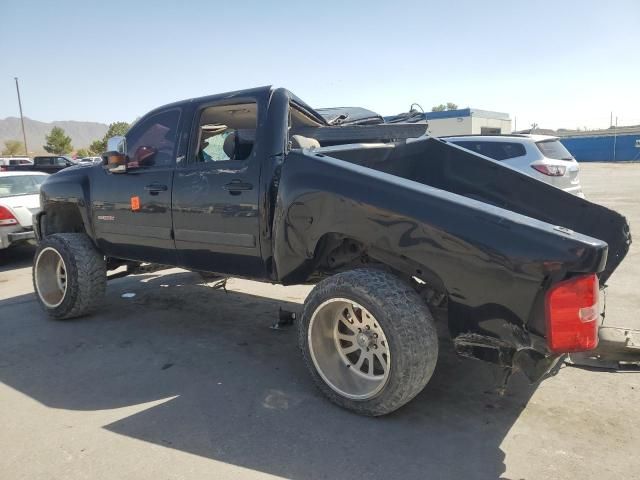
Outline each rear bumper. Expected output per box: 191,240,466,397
0,227,35,249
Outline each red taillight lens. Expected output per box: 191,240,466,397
546,274,599,353
0,165,7,172
531,164,566,176
0,206,18,226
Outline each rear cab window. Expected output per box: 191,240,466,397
452,141,526,161
190,100,257,165
536,140,574,160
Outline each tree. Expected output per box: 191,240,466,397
88,121,130,155
44,127,73,154
432,103,459,112
88,140,105,156
2,140,25,156
75,148,90,158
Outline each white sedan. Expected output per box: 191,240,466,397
0,171,48,249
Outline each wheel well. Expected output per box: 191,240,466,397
312,234,448,301
40,205,85,237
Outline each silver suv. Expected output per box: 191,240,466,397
443,134,584,197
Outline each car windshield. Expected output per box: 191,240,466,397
536,140,574,160
0,175,47,198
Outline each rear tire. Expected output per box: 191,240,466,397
33,233,106,320
299,268,438,416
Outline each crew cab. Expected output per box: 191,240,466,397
31,87,631,416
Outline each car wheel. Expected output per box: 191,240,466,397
33,233,106,320
299,268,438,416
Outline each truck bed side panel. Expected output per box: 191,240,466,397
273,149,609,349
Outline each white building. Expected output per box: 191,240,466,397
425,108,511,137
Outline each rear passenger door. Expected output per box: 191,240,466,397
171,98,265,277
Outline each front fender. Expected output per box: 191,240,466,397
38,167,95,240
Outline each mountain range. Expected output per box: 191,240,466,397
0,117,108,154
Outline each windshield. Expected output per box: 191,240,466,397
0,175,47,198
536,140,574,160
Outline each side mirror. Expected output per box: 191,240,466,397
103,136,127,173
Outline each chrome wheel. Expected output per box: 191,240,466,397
308,298,391,400
34,247,68,308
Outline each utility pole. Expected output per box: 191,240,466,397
14,77,29,156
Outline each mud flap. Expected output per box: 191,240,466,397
567,326,640,370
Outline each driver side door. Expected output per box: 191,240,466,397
92,108,182,264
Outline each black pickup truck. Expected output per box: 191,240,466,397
31,87,631,416
6,155,76,174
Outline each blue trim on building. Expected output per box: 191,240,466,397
424,108,510,121
560,133,640,162
425,108,471,120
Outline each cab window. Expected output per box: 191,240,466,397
193,101,257,164
126,109,181,168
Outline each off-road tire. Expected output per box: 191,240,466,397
33,233,106,320
299,268,438,416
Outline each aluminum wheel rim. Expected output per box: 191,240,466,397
308,298,391,400
34,247,67,308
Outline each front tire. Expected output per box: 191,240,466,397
33,233,106,320
299,268,438,416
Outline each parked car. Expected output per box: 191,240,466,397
442,134,584,197
78,156,102,165
0,171,48,249
5,155,76,174
31,87,630,416
0,157,33,171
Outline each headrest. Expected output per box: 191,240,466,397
291,135,320,149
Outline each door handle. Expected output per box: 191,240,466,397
145,183,168,195
223,180,253,192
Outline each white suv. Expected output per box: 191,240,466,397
442,134,584,197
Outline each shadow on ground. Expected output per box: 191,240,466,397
0,270,537,480
0,244,35,272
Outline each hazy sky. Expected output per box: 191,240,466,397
1,0,639,129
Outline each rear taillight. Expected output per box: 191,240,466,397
545,274,599,353
531,164,566,176
0,206,18,226
0,165,7,172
